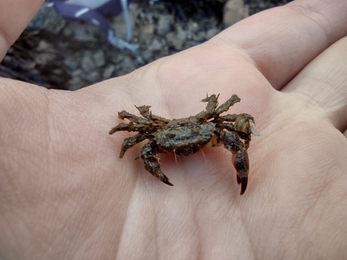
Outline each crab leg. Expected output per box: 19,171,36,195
136,105,170,124
118,133,148,158
202,94,219,112
141,141,173,186
195,94,220,121
109,123,154,135
118,110,150,125
214,94,240,115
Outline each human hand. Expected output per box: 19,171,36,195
1,0,347,259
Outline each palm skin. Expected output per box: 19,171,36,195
1,0,347,259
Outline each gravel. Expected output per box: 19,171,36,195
0,0,292,90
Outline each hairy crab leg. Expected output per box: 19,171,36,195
135,105,170,124
202,93,219,112
141,141,173,186
214,94,240,115
118,110,150,125
109,123,154,135
194,94,220,121
118,133,148,158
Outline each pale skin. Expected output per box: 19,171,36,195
1,0,347,259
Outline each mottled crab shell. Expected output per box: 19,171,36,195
154,122,216,156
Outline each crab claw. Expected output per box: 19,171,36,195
237,175,248,195
232,149,249,195
141,141,174,187
161,175,174,186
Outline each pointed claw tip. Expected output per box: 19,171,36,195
163,180,174,186
161,175,174,186
239,176,248,195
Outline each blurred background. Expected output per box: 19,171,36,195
0,0,291,90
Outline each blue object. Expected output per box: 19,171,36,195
48,0,141,59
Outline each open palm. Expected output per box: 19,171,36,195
1,0,347,259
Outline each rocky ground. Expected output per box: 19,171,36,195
0,0,292,90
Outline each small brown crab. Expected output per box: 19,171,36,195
109,94,258,195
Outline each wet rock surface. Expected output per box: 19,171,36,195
0,0,292,90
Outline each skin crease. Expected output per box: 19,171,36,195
1,0,347,259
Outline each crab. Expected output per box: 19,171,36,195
109,94,259,195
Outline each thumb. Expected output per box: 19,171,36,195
0,0,44,60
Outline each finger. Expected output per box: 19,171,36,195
282,36,347,132
215,0,347,89
0,0,44,60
